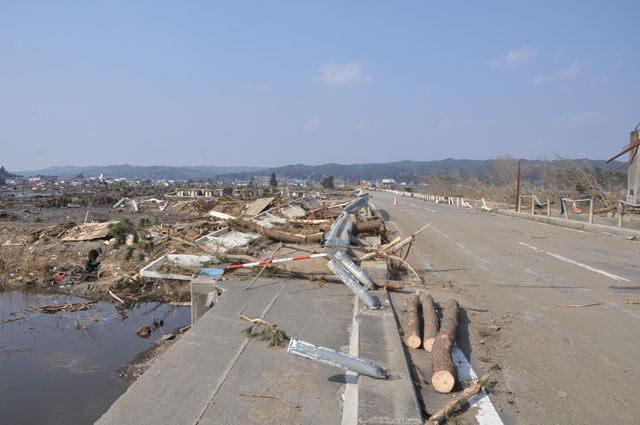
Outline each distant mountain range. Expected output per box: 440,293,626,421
14,164,264,180
216,159,626,182
12,159,625,182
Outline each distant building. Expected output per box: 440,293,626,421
175,188,217,197
379,178,396,189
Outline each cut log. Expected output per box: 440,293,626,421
431,298,459,393
379,280,404,290
352,217,383,235
421,292,439,352
404,294,421,348
427,372,490,424
234,218,323,244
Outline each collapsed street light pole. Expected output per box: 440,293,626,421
287,339,387,379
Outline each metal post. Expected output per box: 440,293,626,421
618,203,623,228
288,339,387,379
547,198,551,216
334,251,376,290
589,199,594,224
327,259,380,309
518,196,522,213
516,161,521,212
563,200,569,219
531,196,535,215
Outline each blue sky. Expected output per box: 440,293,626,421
1,1,638,170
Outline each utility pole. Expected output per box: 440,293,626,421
516,161,521,212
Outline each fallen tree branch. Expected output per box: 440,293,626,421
108,290,125,304
378,252,423,283
239,393,300,409
556,303,602,308
237,306,288,347
358,223,430,261
426,372,491,424
245,244,282,291
25,301,97,314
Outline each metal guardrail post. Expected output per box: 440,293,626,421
618,203,624,228
517,195,522,212
503,196,509,210
547,198,551,216
589,199,594,224
531,196,535,215
562,199,569,219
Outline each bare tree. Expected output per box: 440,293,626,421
490,154,519,188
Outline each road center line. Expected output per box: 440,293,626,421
518,242,630,282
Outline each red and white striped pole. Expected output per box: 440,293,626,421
225,253,328,270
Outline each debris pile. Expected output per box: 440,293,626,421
1,189,421,308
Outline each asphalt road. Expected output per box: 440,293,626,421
372,191,640,425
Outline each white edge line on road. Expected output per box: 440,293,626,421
518,242,630,282
341,297,360,425
424,207,436,212
452,345,504,425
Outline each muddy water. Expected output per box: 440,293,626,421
0,290,190,425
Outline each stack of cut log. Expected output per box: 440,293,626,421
403,292,459,393
403,291,493,424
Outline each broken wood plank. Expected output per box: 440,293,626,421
243,197,276,217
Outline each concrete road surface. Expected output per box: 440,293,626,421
372,191,640,425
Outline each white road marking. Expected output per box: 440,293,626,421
519,242,630,282
424,207,436,213
452,345,504,425
341,298,360,425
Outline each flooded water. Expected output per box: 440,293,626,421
0,290,191,425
